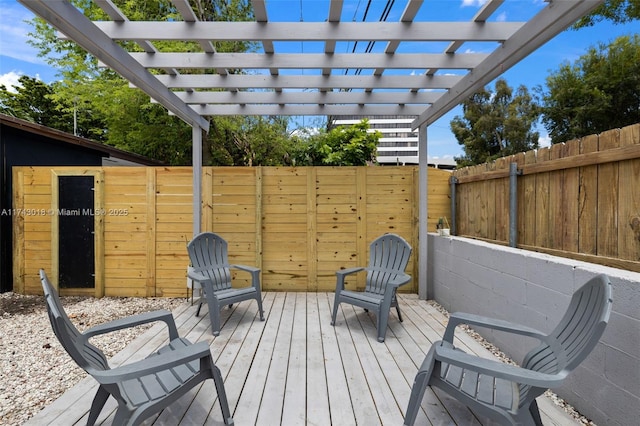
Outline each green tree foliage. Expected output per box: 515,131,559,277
24,0,296,165
0,75,70,128
0,75,105,139
208,116,296,166
451,79,541,167
573,0,640,28
540,35,640,144
293,119,380,166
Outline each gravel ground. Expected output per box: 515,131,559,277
0,292,594,426
0,292,184,426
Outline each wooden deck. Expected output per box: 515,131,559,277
26,293,581,426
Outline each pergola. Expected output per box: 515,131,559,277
19,0,604,297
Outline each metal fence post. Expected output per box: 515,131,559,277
450,175,458,236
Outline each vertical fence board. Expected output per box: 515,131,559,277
146,168,157,296
618,124,640,261
561,140,580,252
535,147,550,248
579,135,599,255
484,163,495,240
456,167,470,236
548,144,564,248
494,157,509,243
522,150,537,246
306,168,318,291
597,129,620,257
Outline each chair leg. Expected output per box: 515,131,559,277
209,303,222,336
87,386,110,426
255,295,265,321
396,304,403,322
377,307,390,342
404,346,437,426
330,293,341,326
210,360,234,425
196,300,203,317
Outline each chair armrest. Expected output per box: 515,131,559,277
433,343,564,389
336,267,365,277
231,264,261,291
82,309,179,341
443,311,548,344
231,264,259,274
383,273,412,299
335,267,365,292
388,273,411,288
188,269,209,283
92,341,212,383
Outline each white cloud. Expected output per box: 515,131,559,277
538,134,551,148
495,12,507,22
461,0,488,7
0,71,44,92
0,71,23,92
0,3,44,64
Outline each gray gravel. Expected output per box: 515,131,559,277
0,292,184,426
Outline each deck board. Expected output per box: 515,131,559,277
25,293,581,426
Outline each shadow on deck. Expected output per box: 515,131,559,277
25,293,580,425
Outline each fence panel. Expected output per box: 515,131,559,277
452,123,640,272
13,166,451,296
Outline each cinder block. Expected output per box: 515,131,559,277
608,277,640,320
602,312,640,356
524,283,570,323
492,275,526,305
604,346,640,396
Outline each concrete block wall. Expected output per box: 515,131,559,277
427,234,640,426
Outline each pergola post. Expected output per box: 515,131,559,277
192,126,203,236
418,123,428,300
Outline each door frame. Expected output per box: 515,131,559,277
50,169,105,297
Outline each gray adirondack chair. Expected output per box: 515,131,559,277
330,233,412,342
187,232,265,336
404,274,613,426
39,269,234,426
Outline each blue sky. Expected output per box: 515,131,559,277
0,0,638,160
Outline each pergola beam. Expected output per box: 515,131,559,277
166,90,443,105
126,52,488,70
188,104,428,116
88,21,523,42
153,74,463,90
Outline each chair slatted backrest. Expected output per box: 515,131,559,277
187,233,233,292
365,234,412,295
40,270,109,373
519,274,612,404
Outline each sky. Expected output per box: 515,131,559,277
1,0,638,161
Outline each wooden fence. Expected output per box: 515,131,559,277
13,166,451,297
452,123,640,272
